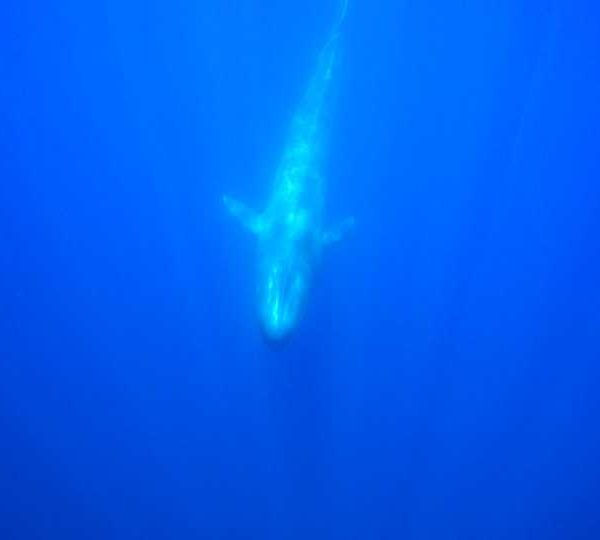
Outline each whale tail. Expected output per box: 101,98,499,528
334,0,349,37
322,0,348,53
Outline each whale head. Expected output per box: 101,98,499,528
223,195,353,342
257,230,314,342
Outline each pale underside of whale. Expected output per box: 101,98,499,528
224,0,354,341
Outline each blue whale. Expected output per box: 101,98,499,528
224,1,353,341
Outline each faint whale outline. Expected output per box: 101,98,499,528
223,0,354,341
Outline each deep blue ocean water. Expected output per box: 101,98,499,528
1,1,600,538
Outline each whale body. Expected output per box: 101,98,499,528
224,1,353,341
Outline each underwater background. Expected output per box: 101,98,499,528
1,0,600,538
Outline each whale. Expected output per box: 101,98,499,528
223,0,354,341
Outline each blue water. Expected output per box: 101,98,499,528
1,1,599,538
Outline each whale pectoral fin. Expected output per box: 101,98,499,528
321,216,355,246
223,195,265,235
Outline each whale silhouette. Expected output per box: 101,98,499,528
224,0,354,341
